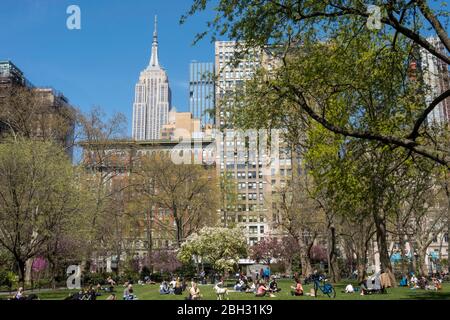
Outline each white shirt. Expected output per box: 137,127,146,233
345,284,354,293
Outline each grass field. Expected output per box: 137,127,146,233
4,280,450,300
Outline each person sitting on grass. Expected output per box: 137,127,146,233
234,278,246,292
169,278,176,294
269,277,281,293
13,287,25,300
160,280,170,294
399,274,408,287
174,278,183,295
123,284,136,300
105,276,116,292
418,276,428,290
359,278,369,296
256,281,276,298
433,277,443,291
126,286,137,300
188,280,202,300
106,293,116,300
409,273,418,289
290,278,304,296
82,285,97,300
246,280,257,293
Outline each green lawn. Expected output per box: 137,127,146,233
4,280,450,300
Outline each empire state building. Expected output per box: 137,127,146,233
132,16,172,140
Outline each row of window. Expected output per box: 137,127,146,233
237,193,264,201
238,182,264,190
220,214,266,223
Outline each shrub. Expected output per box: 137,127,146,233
82,272,107,286
120,270,140,284
0,270,17,289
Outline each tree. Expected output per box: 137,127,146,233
0,139,80,284
78,107,129,272
274,174,326,277
278,236,301,275
0,85,76,152
150,250,182,274
178,227,248,273
134,153,219,248
184,0,450,168
250,237,281,266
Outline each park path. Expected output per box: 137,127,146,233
0,287,67,296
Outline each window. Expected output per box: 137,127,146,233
238,215,247,223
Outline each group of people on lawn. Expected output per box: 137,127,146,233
399,273,443,291
156,273,304,299
159,277,201,300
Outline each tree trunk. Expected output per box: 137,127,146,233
173,205,183,248
16,259,26,287
417,248,428,277
373,212,397,286
298,241,313,277
445,177,450,274
25,258,33,285
145,207,153,272
356,238,368,283
327,226,340,283
395,212,408,276
410,243,417,274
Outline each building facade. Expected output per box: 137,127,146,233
0,61,75,159
161,110,201,141
214,41,285,245
81,138,217,272
189,62,215,127
132,16,172,141
419,37,450,125
0,60,33,88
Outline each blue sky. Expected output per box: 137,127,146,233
0,0,216,136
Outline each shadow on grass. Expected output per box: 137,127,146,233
399,291,450,300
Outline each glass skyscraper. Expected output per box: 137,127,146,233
189,62,215,127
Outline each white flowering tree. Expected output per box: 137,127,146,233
178,227,248,273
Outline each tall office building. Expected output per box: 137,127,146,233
0,61,75,159
0,61,32,88
132,16,172,141
420,37,450,124
189,62,215,127
214,41,284,245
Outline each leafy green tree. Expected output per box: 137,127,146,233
184,0,449,168
0,139,81,284
185,0,450,284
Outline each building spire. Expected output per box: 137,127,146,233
149,15,159,67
